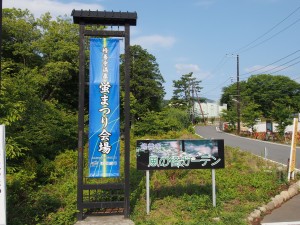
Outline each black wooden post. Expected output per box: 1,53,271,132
0,0,2,91
77,23,85,220
124,23,131,218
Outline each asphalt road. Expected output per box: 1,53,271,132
195,125,300,169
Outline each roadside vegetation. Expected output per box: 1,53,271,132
1,8,299,225
131,144,292,225
220,74,300,140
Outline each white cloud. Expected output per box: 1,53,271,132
175,63,200,74
132,35,176,50
3,0,104,19
175,63,210,79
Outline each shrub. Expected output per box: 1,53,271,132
134,108,191,136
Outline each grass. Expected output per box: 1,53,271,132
129,132,295,225
22,129,297,225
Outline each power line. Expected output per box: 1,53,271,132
202,5,300,100
201,76,231,96
233,6,300,54
210,55,228,74
240,50,300,77
264,55,300,74
200,54,229,82
208,51,300,99
269,59,300,75
241,18,300,54
240,59,300,81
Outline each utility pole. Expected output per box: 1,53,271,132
191,80,195,124
237,54,241,135
194,87,206,125
0,0,2,92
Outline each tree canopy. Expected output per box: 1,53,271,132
221,74,300,133
1,9,79,224
120,45,165,121
1,8,79,165
171,72,202,109
0,8,191,224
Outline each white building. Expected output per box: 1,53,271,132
193,102,227,119
252,122,300,133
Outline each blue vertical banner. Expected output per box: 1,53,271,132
89,38,120,178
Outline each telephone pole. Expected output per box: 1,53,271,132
0,0,2,92
237,54,241,135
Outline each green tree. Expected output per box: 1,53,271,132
271,99,293,137
243,74,300,119
242,100,262,133
171,72,202,110
2,8,42,69
220,108,237,131
1,8,79,224
221,74,300,133
134,108,190,136
36,13,79,110
2,8,79,110
220,82,243,110
120,45,165,122
1,9,78,161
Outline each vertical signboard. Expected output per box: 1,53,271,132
89,38,120,178
0,125,6,225
288,118,298,180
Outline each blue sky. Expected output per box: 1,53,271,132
3,0,300,101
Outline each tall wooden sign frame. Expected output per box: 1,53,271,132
72,10,137,220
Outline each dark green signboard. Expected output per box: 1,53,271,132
136,139,225,170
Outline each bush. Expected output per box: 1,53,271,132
134,108,191,136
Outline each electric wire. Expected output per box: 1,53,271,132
201,76,232,96
206,53,300,99
199,54,237,99
199,54,229,82
242,54,300,77
240,50,300,77
233,6,300,54
206,54,300,99
240,18,300,54
202,6,300,100
269,59,300,75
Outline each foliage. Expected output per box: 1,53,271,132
2,7,295,225
131,146,290,225
2,8,42,68
133,108,191,136
221,74,300,135
6,150,78,225
241,100,262,132
220,82,244,111
171,72,202,110
35,13,79,110
194,116,202,124
1,8,78,225
244,74,300,119
36,150,78,225
1,8,78,162
220,108,237,131
271,100,293,136
120,45,166,123
2,9,79,111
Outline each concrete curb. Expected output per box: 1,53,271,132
247,180,300,224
